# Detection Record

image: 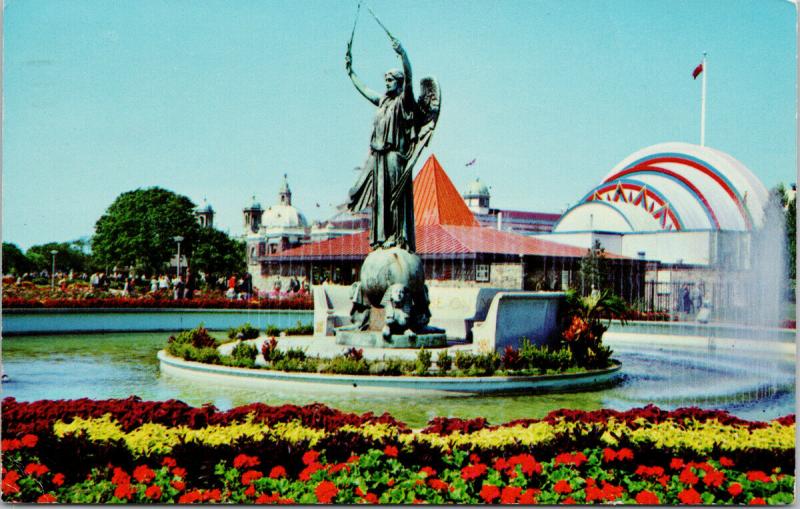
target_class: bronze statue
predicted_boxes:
[345,7,440,252]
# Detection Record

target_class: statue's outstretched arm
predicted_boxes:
[346,48,380,106]
[392,40,415,106]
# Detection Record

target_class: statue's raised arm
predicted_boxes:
[345,45,380,106]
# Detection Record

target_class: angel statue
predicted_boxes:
[345,6,441,253]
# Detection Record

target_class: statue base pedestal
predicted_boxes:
[334,326,447,349]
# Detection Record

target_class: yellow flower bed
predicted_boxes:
[53,413,794,458]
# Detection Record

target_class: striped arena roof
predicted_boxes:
[266,154,627,261]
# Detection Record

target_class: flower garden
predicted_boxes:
[2,282,312,310]
[1,397,794,504]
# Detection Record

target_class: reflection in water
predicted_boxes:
[3,328,794,428]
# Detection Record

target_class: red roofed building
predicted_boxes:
[254,155,646,298]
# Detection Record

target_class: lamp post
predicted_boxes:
[173,236,184,278]
[50,250,58,290]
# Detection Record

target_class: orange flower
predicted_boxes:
[21,434,38,448]
[384,445,398,458]
[24,463,49,477]
[635,491,660,504]
[554,480,572,494]
[419,466,436,478]
[677,488,701,504]
[269,466,287,479]
[145,484,162,500]
[113,483,135,501]
[36,494,57,503]
[133,465,155,484]
[749,497,766,505]
[233,454,260,469]
[162,457,177,468]
[679,467,699,485]
[728,483,743,497]
[719,457,735,468]
[519,488,539,504]
[171,480,185,491]
[241,470,263,486]
[172,467,187,478]
[51,473,65,487]
[746,471,772,483]
[460,463,487,481]
[479,484,500,503]
[500,486,522,504]
[314,481,339,504]
[302,450,320,466]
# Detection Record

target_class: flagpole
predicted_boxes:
[700,52,707,147]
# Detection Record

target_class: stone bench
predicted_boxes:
[471,292,566,353]
[312,284,504,339]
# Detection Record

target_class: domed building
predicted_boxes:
[243,175,310,285]
[194,199,215,228]
[540,142,770,266]
[462,176,561,234]
[533,142,780,319]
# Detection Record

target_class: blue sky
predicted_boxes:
[3,0,796,249]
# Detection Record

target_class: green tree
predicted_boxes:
[578,240,609,295]
[26,241,94,273]
[92,187,200,274]
[2,242,33,275]
[190,227,246,279]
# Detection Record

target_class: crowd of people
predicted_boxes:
[10,269,309,302]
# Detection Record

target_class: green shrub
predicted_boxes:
[436,350,452,374]
[231,341,258,362]
[265,325,282,337]
[227,323,260,340]
[453,350,474,371]
[221,356,255,369]
[324,356,369,375]
[168,325,218,349]
[415,348,432,375]
[469,352,500,376]
[369,358,414,376]
[285,347,307,361]
[284,320,313,336]
[518,338,574,373]
[272,357,318,372]
[185,346,221,365]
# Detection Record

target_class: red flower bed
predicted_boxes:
[1,397,408,436]
[2,294,312,310]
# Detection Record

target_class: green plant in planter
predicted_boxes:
[453,350,474,371]
[436,350,452,374]
[231,341,258,362]
[562,289,626,369]
[227,323,260,340]
[415,348,432,375]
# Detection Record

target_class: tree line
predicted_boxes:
[4,187,246,280]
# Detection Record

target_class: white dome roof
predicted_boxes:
[555,142,769,233]
[463,178,490,197]
[263,204,307,229]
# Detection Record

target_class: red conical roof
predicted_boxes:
[413,154,480,227]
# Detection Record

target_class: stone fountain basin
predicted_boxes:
[157,349,622,396]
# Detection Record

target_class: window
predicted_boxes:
[476,264,490,282]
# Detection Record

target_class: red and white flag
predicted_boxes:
[692,62,704,79]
